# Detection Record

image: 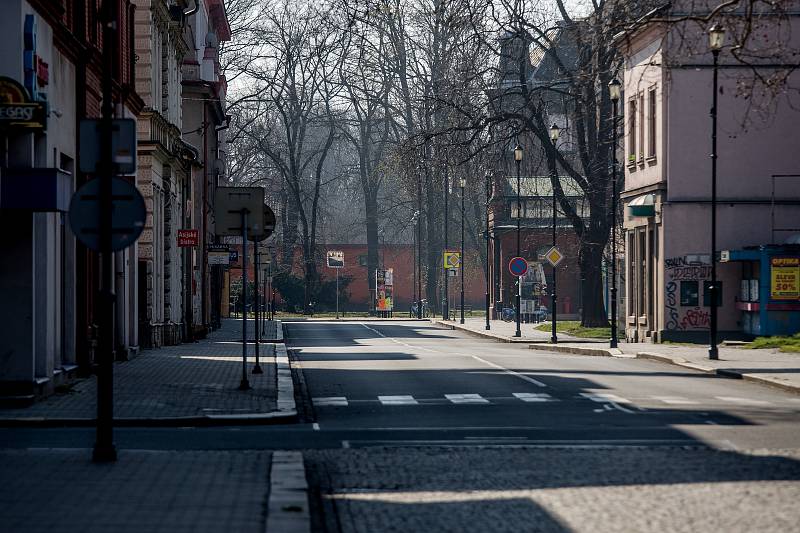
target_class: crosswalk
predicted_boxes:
[311,393,792,408]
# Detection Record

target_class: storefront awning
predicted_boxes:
[628,193,656,217]
[0,168,71,212]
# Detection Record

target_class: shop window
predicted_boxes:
[358,254,368,267]
[680,281,699,306]
[703,281,723,307]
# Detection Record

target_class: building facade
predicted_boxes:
[0,0,142,401]
[619,12,800,342]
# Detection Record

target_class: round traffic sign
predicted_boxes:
[68,177,146,252]
[247,204,277,242]
[509,256,528,277]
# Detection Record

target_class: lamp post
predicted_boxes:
[708,24,725,360]
[459,176,466,324]
[417,164,423,319]
[485,173,492,330]
[549,124,560,344]
[609,78,621,349]
[514,143,523,338]
[443,167,450,320]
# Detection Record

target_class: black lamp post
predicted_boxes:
[609,77,621,349]
[443,167,450,320]
[514,143,523,338]
[417,165,423,319]
[460,176,466,324]
[549,123,560,344]
[708,24,725,360]
[485,173,491,330]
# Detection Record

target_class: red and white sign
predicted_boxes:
[177,229,199,247]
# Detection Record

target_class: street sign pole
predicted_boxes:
[336,268,340,319]
[253,245,262,374]
[240,210,251,390]
[93,0,117,463]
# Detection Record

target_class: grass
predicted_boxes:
[534,320,611,339]
[744,333,800,353]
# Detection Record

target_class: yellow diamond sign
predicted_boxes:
[443,250,461,269]
[544,246,564,267]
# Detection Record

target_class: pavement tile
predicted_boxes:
[0,319,279,420]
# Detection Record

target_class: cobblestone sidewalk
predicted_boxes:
[0,449,272,533]
[0,319,280,420]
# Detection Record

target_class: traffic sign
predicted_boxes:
[79,118,137,175]
[68,177,145,252]
[508,256,528,277]
[544,246,565,267]
[327,250,344,268]
[229,250,239,263]
[247,204,277,242]
[208,251,230,265]
[213,187,265,236]
[443,250,461,269]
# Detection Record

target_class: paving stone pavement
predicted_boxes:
[0,449,272,533]
[0,319,278,419]
[305,447,800,533]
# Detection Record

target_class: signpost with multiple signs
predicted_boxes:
[443,250,461,269]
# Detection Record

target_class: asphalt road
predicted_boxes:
[286,320,800,450]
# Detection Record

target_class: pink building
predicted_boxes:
[618,8,800,342]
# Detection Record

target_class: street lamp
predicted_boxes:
[514,143,523,338]
[485,173,492,330]
[443,167,450,320]
[460,176,466,324]
[549,123,560,344]
[708,23,725,360]
[609,77,621,349]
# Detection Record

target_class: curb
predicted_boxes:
[429,319,531,343]
[527,343,627,357]
[0,324,301,427]
[635,351,800,395]
[266,451,310,533]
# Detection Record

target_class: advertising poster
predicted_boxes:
[771,257,800,300]
[376,268,394,311]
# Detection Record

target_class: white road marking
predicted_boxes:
[341,440,350,449]
[312,423,320,431]
[445,393,490,404]
[513,392,556,402]
[716,396,773,406]
[313,397,349,407]
[469,355,548,388]
[652,396,699,405]
[580,392,632,404]
[378,395,419,405]
[580,393,636,414]
[360,323,548,388]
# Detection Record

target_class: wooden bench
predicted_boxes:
[450,305,473,319]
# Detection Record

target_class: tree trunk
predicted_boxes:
[579,231,609,327]
[365,194,380,313]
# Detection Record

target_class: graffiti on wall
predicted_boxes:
[665,255,711,331]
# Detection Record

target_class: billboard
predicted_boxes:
[376,268,394,311]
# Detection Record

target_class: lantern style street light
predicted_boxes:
[460,176,466,324]
[485,173,492,330]
[609,77,621,349]
[514,143,523,338]
[708,23,725,360]
[549,123,560,344]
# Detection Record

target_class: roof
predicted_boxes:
[503,176,584,198]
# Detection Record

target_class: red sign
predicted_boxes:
[177,229,199,247]
[508,256,529,277]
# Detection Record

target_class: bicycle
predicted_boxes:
[409,299,430,318]
[501,307,516,322]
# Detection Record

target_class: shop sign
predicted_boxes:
[770,257,799,300]
[177,229,199,247]
[0,76,46,130]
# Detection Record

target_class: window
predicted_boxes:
[628,98,637,164]
[638,93,645,161]
[358,254,368,267]
[703,281,723,307]
[680,281,699,306]
[647,87,657,158]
